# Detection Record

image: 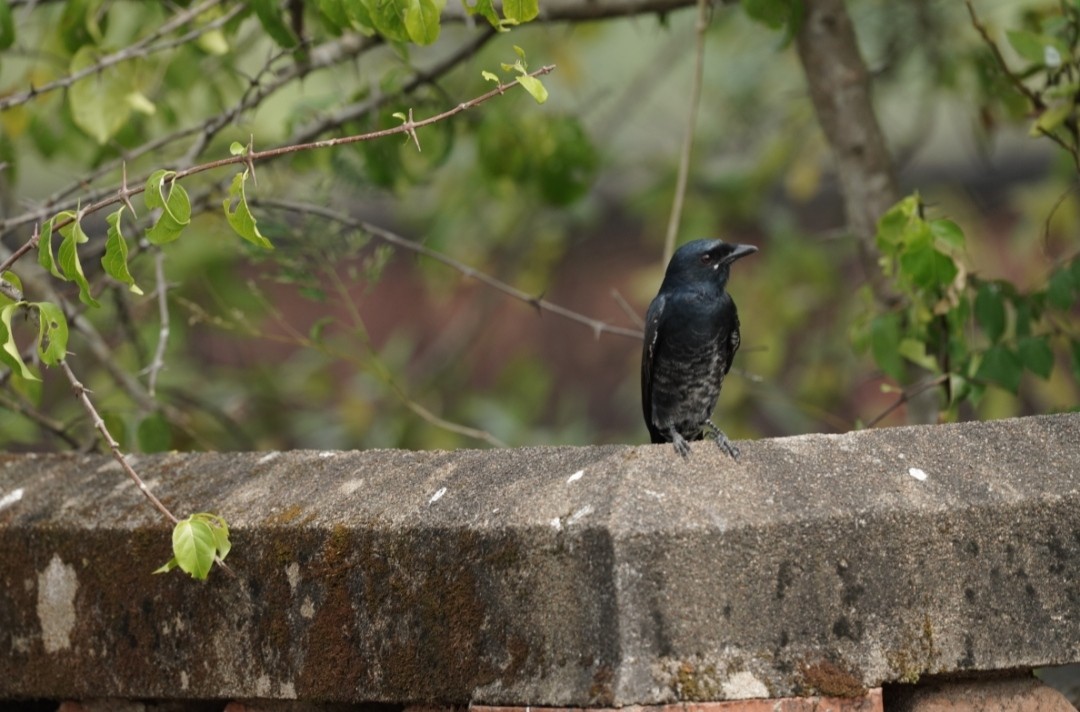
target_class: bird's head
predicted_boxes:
[661,239,758,291]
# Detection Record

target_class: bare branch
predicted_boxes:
[0,0,242,111]
[58,359,179,524]
[253,198,645,341]
[0,58,550,279]
[865,375,948,428]
[146,251,171,397]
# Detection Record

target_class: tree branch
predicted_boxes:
[252,198,645,341]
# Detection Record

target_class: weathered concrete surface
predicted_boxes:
[2,414,1080,705]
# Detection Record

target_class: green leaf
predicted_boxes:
[517,74,548,104]
[871,312,904,381]
[68,45,138,144]
[252,0,299,48]
[481,70,499,83]
[152,558,179,575]
[34,301,68,366]
[462,0,501,28]
[223,171,274,249]
[0,303,36,381]
[0,270,21,307]
[1071,339,1080,384]
[37,217,63,279]
[102,208,143,295]
[1006,29,1056,65]
[57,214,101,308]
[1018,336,1053,379]
[144,170,191,245]
[898,238,957,290]
[137,412,172,453]
[974,282,1006,343]
[404,0,440,44]
[930,219,965,250]
[503,0,538,23]
[171,518,217,580]
[898,337,938,372]
[0,0,15,51]
[364,0,410,43]
[1047,267,1075,309]
[229,141,246,156]
[975,344,1022,393]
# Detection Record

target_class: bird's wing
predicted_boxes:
[724,306,741,376]
[641,294,666,442]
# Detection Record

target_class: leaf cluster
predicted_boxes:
[855,194,1080,418]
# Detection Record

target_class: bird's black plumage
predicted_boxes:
[641,239,757,459]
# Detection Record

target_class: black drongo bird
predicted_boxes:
[641,239,757,459]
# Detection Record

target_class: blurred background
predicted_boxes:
[0,0,1077,453]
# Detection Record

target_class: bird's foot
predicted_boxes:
[671,432,691,459]
[705,422,740,460]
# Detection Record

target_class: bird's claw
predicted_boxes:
[705,422,740,461]
[672,433,691,459]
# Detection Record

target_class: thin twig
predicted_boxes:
[610,288,645,329]
[0,0,240,111]
[865,374,949,428]
[253,198,645,341]
[0,63,555,278]
[964,0,1043,109]
[0,389,81,448]
[661,0,710,266]
[59,359,179,524]
[146,251,170,397]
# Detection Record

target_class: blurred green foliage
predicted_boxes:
[0,0,1077,458]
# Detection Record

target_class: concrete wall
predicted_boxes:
[2,414,1080,710]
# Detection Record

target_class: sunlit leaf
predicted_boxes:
[171,518,217,580]
[0,303,36,381]
[68,45,137,144]
[34,301,68,366]
[37,217,63,279]
[517,74,548,104]
[57,214,101,308]
[930,219,965,250]
[503,0,538,23]
[404,0,440,45]
[0,270,21,307]
[364,0,410,42]
[463,0,501,28]
[102,208,143,295]
[144,169,191,245]
[222,170,274,249]
[1031,102,1072,136]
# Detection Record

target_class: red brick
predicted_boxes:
[471,689,883,712]
[889,677,1076,712]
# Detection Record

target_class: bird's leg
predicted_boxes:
[669,429,691,459]
[704,421,739,460]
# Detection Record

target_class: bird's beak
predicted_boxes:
[725,244,758,264]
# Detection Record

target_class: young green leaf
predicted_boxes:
[229,141,246,156]
[930,219,965,250]
[481,70,499,83]
[102,208,143,295]
[0,303,36,381]
[1006,29,1054,65]
[57,214,101,308]
[404,0,440,45]
[517,75,548,104]
[34,301,68,366]
[0,270,21,307]
[37,217,64,279]
[144,170,191,245]
[223,170,274,249]
[503,0,538,23]
[462,0,501,29]
[69,45,138,144]
[365,0,410,43]
[171,517,217,580]
[870,312,904,381]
